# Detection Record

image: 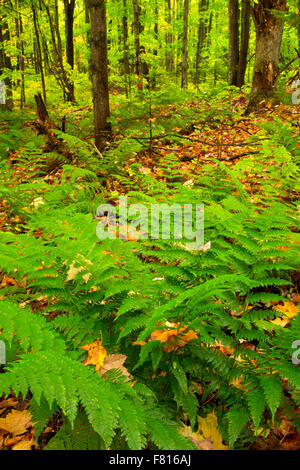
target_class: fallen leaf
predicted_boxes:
[98,354,133,382]
[196,411,228,450]
[80,340,107,372]
[274,302,298,319]
[180,411,228,450]
[270,302,298,327]
[281,433,300,450]
[0,409,32,436]
[180,426,214,450]
[0,398,18,410]
[12,435,35,450]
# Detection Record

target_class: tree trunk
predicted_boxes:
[122,0,130,95]
[54,0,63,62]
[247,0,287,112]
[195,0,208,85]
[165,0,174,73]
[228,0,239,86]
[181,0,189,89]
[63,0,76,102]
[31,3,47,105]
[298,0,300,77]
[42,0,75,102]
[132,0,142,77]
[83,0,92,78]
[19,14,26,109]
[15,7,26,109]
[88,0,111,151]
[132,0,148,86]
[0,19,13,111]
[152,0,158,86]
[237,0,250,87]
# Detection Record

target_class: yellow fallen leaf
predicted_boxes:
[80,340,107,372]
[274,302,298,319]
[196,412,229,450]
[181,411,228,450]
[270,317,289,327]
[12,436,35,450]
[252,427,270,438]
[0,409,32,436]
[180,425,214,450]
[270,302,298,327]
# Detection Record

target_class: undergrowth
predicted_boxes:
[0,91,299,450]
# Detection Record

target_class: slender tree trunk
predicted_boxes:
[54,0,63,61]
[41,33,51,76]
[165,0,174,73]
[181,0,189,89]
[152,1,158,87]
[176,0,183,75]
[34,40,40,74]
[132,0,148,86]
[122,0,130,96]
[63,0,76,102]
[19,14,26,108]
[195,0,208,85]
[154,1,158,58]
[228,0,239,86]
[42,0,74,102]
[31,3,47,105]
[0,19,13,111]
[88,0,111,151]
[15,6,26,109]
[298,0,300,77]
[237,0,250,87]
[247,0,287,112]
[132,0,141,77]
[83,0,92,78]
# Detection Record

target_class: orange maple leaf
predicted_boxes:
[138,323,198,353]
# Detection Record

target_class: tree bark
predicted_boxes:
[31,3,47,105]
[15,7,26,109]
[42,0,75,102]
[165,0,174,73]
[88,0,111,151]
[132,0,141,77]
[228,0,239,86]
[237,0,250,87]
[63,0,76,102]
[0,19,13,111]
[247,0,287,112]
[195,0,208,85]
[298,0,300,77]
[54,0,63,62]
[132,0,148,86]
[132,0,142,77]
[181,0,189,89]
[83,0,92,78]
[122,0,130,95]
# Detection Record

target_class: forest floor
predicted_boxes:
[0,89,299,450]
